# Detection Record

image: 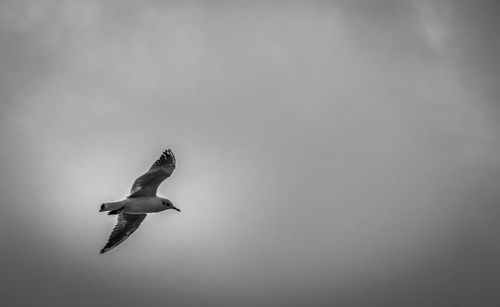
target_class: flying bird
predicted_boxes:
[99,149,180,254]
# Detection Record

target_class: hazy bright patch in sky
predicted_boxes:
[1,1,499,306]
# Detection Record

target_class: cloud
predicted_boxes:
[1,1,499,306]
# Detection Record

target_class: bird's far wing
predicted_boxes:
[128,149,176,198]
[100,213,147,254]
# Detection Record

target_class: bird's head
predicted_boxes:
[160,198,180,212]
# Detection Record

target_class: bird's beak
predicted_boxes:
[172,206,181,212]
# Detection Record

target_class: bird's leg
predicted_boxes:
[107,207,125,215]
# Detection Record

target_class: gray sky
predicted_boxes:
[1,1,499,306]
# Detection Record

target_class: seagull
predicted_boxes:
[99,149,180,254]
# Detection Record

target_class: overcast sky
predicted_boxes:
[1,1,499,306]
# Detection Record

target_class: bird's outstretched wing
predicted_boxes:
[100,213,147,254]
[128,149,176,198]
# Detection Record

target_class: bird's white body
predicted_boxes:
[103,197,168,214]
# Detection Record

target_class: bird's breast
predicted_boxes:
[124,197,165,213]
